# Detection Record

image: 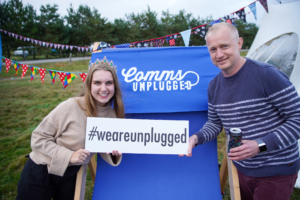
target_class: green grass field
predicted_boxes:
[0,59,299,200]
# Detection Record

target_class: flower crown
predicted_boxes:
[88,56,117,72]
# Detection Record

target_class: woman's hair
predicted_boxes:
[78,60,125,118]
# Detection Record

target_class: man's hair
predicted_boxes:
[205,22,239,41]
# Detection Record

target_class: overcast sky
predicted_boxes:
[18,0,273,26]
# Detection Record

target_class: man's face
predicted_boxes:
[206,26,243,76]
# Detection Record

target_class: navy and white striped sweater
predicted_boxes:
[196,58,300,177]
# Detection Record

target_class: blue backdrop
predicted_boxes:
[91,47,222,200]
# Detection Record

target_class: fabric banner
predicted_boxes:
[249,2,257,20]
[91,47,220,113]
[180,29,191,47]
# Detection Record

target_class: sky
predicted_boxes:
[18,0,272,26]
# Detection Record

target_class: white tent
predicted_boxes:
[247,0,300,188]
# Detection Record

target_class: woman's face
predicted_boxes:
[91,70,115,107]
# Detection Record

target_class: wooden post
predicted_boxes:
[219,152,228,193]
[74,164,88,200]
[226,134,241,200]
[88,154,97,184]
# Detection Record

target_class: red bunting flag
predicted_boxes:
[5,58,11,73]
[57,72,66,86]
[39,68,46,83]
[21,64,29,79]
[79,73,87,82]
[19,36,23,40]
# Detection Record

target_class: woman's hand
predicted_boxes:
[107,150,122,156]
[70,149,90,164]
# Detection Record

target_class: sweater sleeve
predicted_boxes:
[261,66,300,151]
[194,84,223,145]
[31,99,76,176]
[99,153,122,166]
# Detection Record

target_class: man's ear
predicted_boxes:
[238,37,244,50]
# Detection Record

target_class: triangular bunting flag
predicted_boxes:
[39,41,42,46]
[49,70,56,84]
[42,42,45,46]
[57,72,66,86]
[30,66,38,81]
[23,37,26,41]
[54,44,57,49]
[19,36,23,40]
[63,73,76,89]
[57,44,61,49]
[66,45,69,50]
[79,73,87,82]
[15,34,18,39]
[38,68,46,84]
[31,39,34,43]
[168,35,176,46]
[81,47,84,51]
[27,38,30,42]
[8,32,11,36]
[152,39,164,47]
[61,45,64,50]
[70,46,73,50]
[14,62,20,76]
[12,33,14,37]
[46,43,49,47]
[180,29,192,47]
[50,43,53,47]
[5,58,11,73]
[210,19,221,26]
[236,9,246,23]
[249,2,257,20]
[34,40,38,45]
[195,26,207,38]
[259,0,269,13]
[21,64,29,79]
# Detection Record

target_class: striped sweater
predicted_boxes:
[195,58,300,177]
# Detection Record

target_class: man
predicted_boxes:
[184,22,300,200]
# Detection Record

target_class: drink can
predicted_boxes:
[228,128,242,151]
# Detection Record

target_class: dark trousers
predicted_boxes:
[238,170,298,200]
[16,157,81,200]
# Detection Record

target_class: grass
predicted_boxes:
[0,59,299,200]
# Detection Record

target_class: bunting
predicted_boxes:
[30,66,38,81]
[236,9,246,23]
[0,0,262,50]
[168,35,176,46]
[49,70,56,84]
[63,73,76,89]
[180,29,191,47]
[259,0,269,13]
[249,2,257,20]
[39,68,46,83]
[21,64,29,79]
[5,58,11,73]
[79,73,87,82]
[14,62,20,76]
[195,26,207,38]
[57,72,66,86]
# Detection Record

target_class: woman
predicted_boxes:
[16,56,124,200]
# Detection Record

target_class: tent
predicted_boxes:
[247,0,300,188]
[90,47,223,199]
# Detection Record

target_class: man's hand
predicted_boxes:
[179,135,198,157]
[228,140,259,161]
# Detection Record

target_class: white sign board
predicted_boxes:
[85,117,189,155]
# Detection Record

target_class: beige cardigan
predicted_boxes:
[29,97,121,176]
